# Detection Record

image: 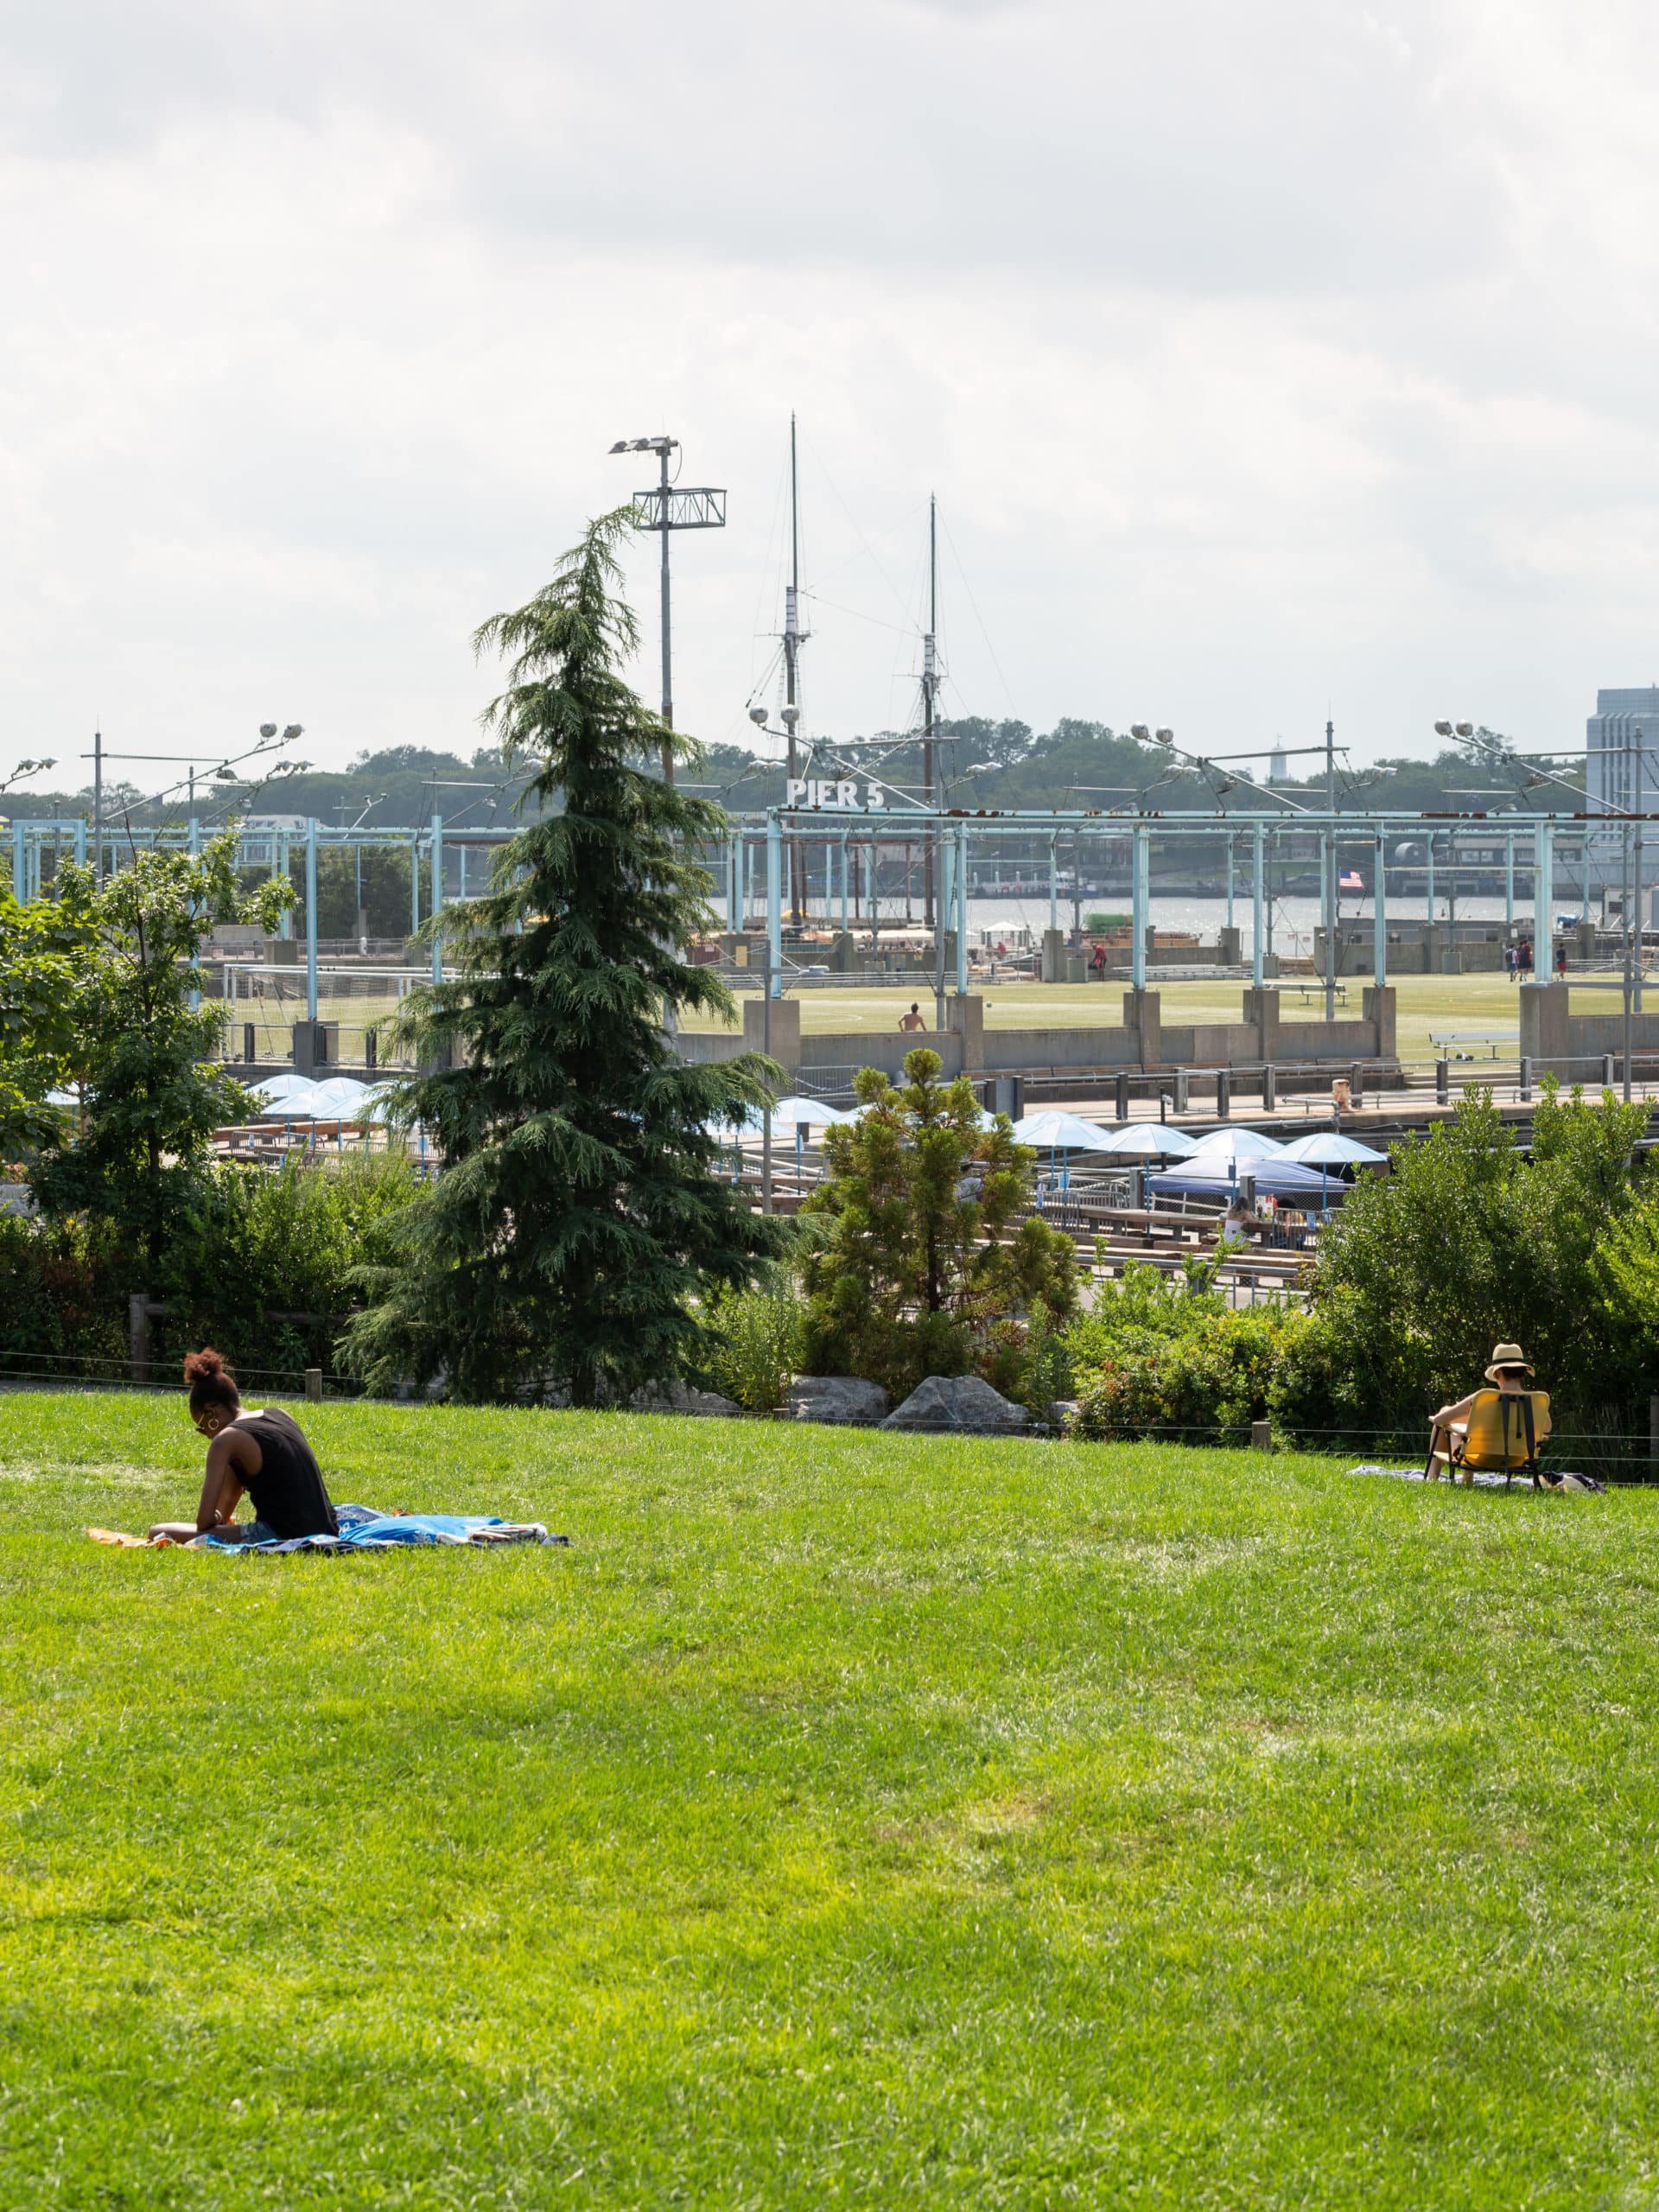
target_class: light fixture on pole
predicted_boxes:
[609,435,727,785]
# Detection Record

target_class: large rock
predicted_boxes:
[630,1380,742,1419]
[881,1375,1030,1434]
[785,1376,890,1427]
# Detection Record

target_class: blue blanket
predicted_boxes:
[196,1503,569,1554]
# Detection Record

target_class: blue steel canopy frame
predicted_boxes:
[7,804,1605,1016]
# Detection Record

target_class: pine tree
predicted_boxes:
[340,510,787,1404]
[799,1047,1078,1400]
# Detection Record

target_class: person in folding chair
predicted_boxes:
[1426,1341,1553,1486]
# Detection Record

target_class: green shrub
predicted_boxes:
[700,1281,805,1412]
[0,1211,126,1379]
[156,1151,422,1382]
[1291,1082,1652,1434]
[1071,1306,1304,1443]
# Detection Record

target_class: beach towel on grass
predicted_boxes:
[195,1503,569,1551]
[1349,1464,1605,1494]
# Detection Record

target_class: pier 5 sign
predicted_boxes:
[784,778,875,810]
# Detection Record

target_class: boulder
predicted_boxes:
[630,1380,742,1419]
[881,1375,1030,1434]
[785,1376,890,1427]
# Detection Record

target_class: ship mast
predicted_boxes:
[922,493,939,935]
[783,414,805,921]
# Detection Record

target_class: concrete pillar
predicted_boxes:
[1040,927,1066,982]
[745,994,800,1073]
[1518,979,1568,1072]
[1124,988,1161,1070]
[1363,985,1395,1062]
[831,931,858,974]
[950,992,985,1072]
[1423,922,1445,975]
[1243,986,1281,1065]
[1218,925,1241,967]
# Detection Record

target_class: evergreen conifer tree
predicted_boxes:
[341,511,786,1404]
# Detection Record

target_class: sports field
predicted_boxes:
[683,972,1537,1064]
[7,1393,1659,2207]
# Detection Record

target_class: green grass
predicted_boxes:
[6,1394,1659,2208]
[676,972,1533,1063]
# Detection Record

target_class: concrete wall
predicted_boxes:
[1519,979,1659,1073]
[678,984,1400,1080]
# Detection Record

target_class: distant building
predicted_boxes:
[1268,746,1287,783]
[1586,687,1659,814]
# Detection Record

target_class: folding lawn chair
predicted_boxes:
[1430,1389,1553,1488]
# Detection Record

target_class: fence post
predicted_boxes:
[1262,1063,1276,1110]
[1173,1068,1189,1114]
[305,1368,323,1403]
[1216,1068,1230,1119]
[1351,1059,1363,1107]
[1649,1392,1659,1484]
[1435,1058,1450,1105]
[1250,1420,1272,1451]
[1603,1053,1617,1092]
[1115,1069,1129,1121]
[1519,1054,1532,1103]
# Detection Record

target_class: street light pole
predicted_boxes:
[610,435,728,785]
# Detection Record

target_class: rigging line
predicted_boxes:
[798,589,915,639]
[939,511,1018,717]
[798,429,918,621]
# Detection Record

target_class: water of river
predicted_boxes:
[847,892,1539,961]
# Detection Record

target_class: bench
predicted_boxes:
[1428,1031,1518,1062]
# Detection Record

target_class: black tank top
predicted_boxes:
[237,1408,338,1540]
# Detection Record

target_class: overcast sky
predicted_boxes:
[4,1,1659,785]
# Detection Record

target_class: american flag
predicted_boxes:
[1338,869,1365,892]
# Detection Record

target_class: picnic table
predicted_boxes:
[1286,981,1347,1007]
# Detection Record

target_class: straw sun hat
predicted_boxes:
[1484,1341,1535,1382]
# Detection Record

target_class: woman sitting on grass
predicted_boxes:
[147,1349,340,1546]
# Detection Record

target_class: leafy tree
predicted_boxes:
[30,838,289,1276]
[799,1046,1077,1399]
[0,871,98,1159]
[339,509,787,1406]
[298,846,415,941]
[1275,1083,1652,1434]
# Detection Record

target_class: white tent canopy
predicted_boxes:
[1011,1109,1125,1154]
[1191,1127,1287,1166]
[1277,1132,1389,1167]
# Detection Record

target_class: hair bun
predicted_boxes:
[183,1347,229,1383]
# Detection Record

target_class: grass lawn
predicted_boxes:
[677,973,1534,1066]
[6,1394,1659,2207]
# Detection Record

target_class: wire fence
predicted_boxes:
[3,1353,1652,1480]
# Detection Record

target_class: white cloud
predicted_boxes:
[2,0,1658,779]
